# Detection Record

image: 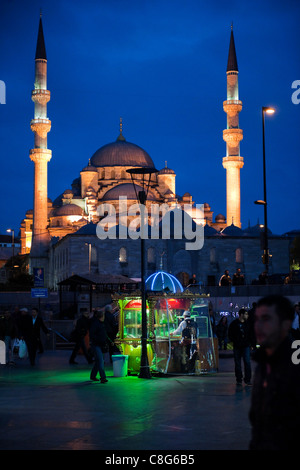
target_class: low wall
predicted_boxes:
[0,284,299,318]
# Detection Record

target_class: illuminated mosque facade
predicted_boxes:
[20,17,290,288]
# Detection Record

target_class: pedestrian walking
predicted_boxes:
[18,307,49,366]
[228,308,252,386]
[249,295,300,450]
[69,310,93,364]
[89,309,113,383]
[0,310,17,364]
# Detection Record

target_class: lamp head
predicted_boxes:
[262,106,275,115]
[126,167,158,204]
[254,200,266,205]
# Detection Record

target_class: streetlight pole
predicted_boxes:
[127,167,158,379]
[256,106,275,274]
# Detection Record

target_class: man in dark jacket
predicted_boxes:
[89,309,113,383]
[228,308,252,385]
[69,311,93,364]
[232,268,245,286]
[219,270,232,286]
[18,308,49,365]
[249,295,300,450]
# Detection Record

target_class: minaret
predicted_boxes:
[29,14,52,278]
[222,26,244,228]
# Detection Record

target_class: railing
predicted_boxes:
[185,283,300,298]
[45,321,75,350]
[223,100,242,106]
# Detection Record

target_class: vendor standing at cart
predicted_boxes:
[170,311,197,359]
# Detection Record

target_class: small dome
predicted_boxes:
[90,136,154,168]
[53,204,84,217]
[145,270,183,293]
[81,159,98,172]
[204,224,219,236]
[222,223,244,236]
[215,214,226,222]
[75,222,97,235]
[243,223,272,237]
[102,183,157,201]
[158,166,175,175]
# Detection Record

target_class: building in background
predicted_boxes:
[18,17,291,289]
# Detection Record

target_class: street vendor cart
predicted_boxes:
[113,288,218,375]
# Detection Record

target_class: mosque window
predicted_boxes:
[210,247,217,263]
[235,247,243,263]
[119,247,127,263]
[91,246,97,266]
[147,247,155,264]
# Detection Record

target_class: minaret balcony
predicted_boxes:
[223,128,243,144]
[30,148,52,163]
[223,100,242,116]
[222,155,244,169]
[31,89,50,105]
[30,118,51,138]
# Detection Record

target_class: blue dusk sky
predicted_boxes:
[0,0,299,239]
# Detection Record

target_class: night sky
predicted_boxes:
[0,0,299,239]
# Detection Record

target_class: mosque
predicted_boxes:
[20,17,290,289]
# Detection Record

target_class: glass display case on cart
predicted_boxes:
[113,291,218,375]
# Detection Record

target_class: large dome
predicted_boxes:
[53,203,84,216]
[102,183,157,201]
[90,136,155,168]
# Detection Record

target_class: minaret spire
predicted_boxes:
[227,25,238,73]
[222,26,244,228]
[29,15,52,283]
[35,14,47,60]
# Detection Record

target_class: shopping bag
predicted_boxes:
[18,340,28,359]
[12,339,20,356]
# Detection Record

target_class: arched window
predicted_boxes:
[121,170,126,179]
[235,247,243,263]
[147,247,155,264]
[91,246,97,266]
[119,247,127,263]
[111,169,115,180]
[210,247,216,263]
